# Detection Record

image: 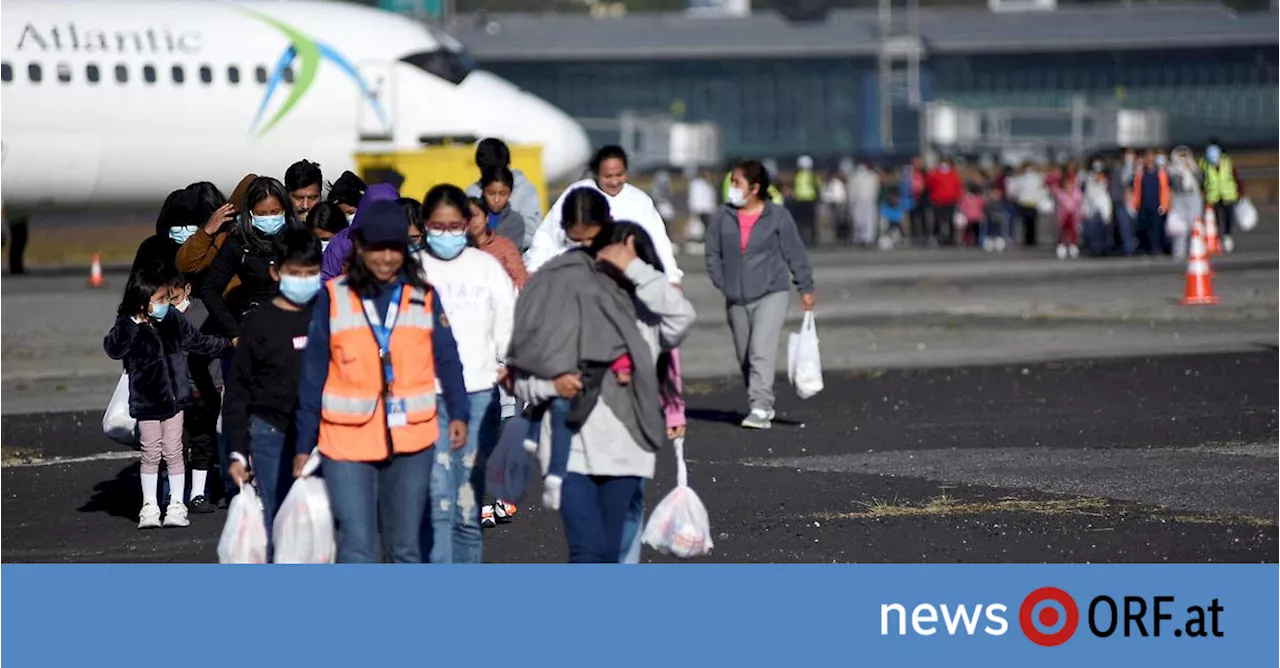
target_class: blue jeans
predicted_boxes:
[527,397,571,478]
[559,473,644,563]
[425,389,500,564]
[619,479,646,564]
[248,416,294,541]
[1114,203,1136,256]
[1137,207,1165,255]
[323,448,433,563]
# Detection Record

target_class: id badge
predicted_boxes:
[387,397,408,428]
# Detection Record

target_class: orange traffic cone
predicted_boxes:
[1182,224,1218,305]
[1203,206,1223,255]
[89,253,105,288]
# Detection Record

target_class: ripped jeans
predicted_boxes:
[424,388,500,564]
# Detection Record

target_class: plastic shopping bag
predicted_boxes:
[787,311,824,399]
[1166,209,1189,237]
[102,373,139,447]
[486,415,534,502]
[217,484,268,564]
[642,438,713,558]
[1236,197,1258,232]
[272,450,335,564]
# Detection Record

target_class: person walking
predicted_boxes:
[705,160,816,430]
[848,161,880,247]
[1110,149,1138,256]
[1130,150,1170,256]
[508,189,695,563]
[465,138,543,249]
[320,183,400,282]
[292,200,469,563]
[104,263,233,529]
[1199,139,1242,253]
[1168,147,1203,259]
[414,185,515,564]
[926,158,963,246]
[284,159,323,220]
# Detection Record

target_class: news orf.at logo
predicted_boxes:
[880,588,1224,645]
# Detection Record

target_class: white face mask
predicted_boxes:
[345,213,356,224]
[175,297,191,313]
[320,239,330,253]
[727,187,747,207]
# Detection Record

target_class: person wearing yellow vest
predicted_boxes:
[293,199,470,563]
[1199,139,1243,253]
[791,155,819,244]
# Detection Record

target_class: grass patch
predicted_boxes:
[825,496,1112,520]
[1,446,42,466]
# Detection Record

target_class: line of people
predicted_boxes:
[106,141,817,563]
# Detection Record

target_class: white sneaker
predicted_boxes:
[138,502,162,530]
[542,475,563,511]
[994,237,1007,252]
[1068,244,1080,259]
[740,408,774,430]
[163,501,189,528]
[1223,236,1234,253]
[1055,244,1068,260]
[983,238,995,252]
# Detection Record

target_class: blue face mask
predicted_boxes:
[149,301,170,321]
[251,214,286,236]
[427,232,467,260]
[279,273,322,305]
[169,225,198,244]
[1205,145,1221,165]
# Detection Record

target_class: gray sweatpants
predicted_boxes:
[727,291,790,413]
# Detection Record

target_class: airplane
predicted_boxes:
[0,0,593,209]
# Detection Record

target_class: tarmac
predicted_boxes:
[2,228,1276,563]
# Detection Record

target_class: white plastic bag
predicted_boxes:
[1166,209,1189,237]
[102,373,139,447]
[217,484,268,564]
[787,311,824,399]
[642,438,713,558]
[1236,197,1257,232]
[272,450,335,564]
[486,415,534,502]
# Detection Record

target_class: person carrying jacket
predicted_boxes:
[293,200,469,563]
[104,262,234,529]
[176,174,255,285]
[706,160,815,431]
[1199,139,1243,253]
[320,183,399,282]
[1130,150,1170,255]
[465,138,543,249]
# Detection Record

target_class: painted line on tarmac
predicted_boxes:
[2,450,139,468]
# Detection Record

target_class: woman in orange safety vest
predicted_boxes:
[293,199,470,563]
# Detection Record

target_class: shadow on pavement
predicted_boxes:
[77,462,143,521]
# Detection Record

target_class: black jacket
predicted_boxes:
[196,232,280,338]
[104,311,233,421]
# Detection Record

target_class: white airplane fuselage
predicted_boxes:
[0,0,592,209]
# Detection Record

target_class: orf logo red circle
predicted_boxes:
[1019,587,1079,647]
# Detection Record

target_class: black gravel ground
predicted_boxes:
[3,351,1276,563]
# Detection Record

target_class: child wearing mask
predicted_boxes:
[959,184,987,247]
[479,166,528,253]
[223,229,325,537]
[167,275,222,513]
[983,187,1011,252]
[1082,164,1114,257]
[1052,168,1084,260]
[468,198,528,289]
[105,263,234,529]
[307,202,349,254]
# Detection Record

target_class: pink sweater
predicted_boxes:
[664,349,686,429]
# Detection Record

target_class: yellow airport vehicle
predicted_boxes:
[354,142,548,213]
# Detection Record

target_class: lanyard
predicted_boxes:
[361,283,403,385]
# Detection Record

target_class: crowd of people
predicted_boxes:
[104,139,817,562]
[682,139,1245,261]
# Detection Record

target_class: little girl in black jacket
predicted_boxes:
[105,263,233,530]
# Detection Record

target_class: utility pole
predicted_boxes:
[876,0,923,155]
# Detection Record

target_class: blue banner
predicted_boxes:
[4,565,1275,666]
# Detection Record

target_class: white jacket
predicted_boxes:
[848,166,880,203]
[524,179,683,283]
[1083,177,1113,221]
[416,248,515,394]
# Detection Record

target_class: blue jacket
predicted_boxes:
[293,276,470,457]
[320,184,400,282]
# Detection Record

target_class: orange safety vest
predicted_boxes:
[1130,165,1170,213]
[319,278,438,462]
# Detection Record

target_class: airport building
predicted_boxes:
[452,4,1278,162]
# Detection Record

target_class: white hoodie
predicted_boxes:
[416,247,515,394]
[524,179,683,284]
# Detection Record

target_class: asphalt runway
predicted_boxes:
[2,228,1277,563]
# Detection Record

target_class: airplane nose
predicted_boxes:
[458,70,591,182]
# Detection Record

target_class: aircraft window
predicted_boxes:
[57,63,72,83]
[399,49,474,85]
[282,67,295,84]
[199,65,212,84]
[115,64,128,83]
[28,63,42,83]
[1,63,11,83]
[143,65,157,84]
[228,66,240,84]
[172,65,185,84]
[255,66,267,84]
[86,64,100,83]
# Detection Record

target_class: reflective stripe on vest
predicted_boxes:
[319,278,438,461]
[1201,156,1237,204]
